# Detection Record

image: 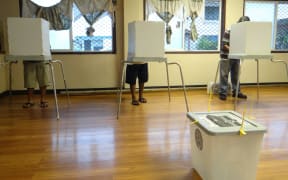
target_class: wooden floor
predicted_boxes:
[0,86,287,180]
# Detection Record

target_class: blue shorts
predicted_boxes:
[125,63,148,85]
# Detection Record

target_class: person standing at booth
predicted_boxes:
[22,61,50,108]
[125,63,148,106]
[218,16,250,101]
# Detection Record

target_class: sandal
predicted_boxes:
[22,102,35,108]
[40,101,48,108]
[139,98,147,103]
[132,100,140,106]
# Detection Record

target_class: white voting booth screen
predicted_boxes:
[127,21,166,62]
[230,22,272,57]
[7,17,51,59]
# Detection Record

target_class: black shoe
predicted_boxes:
[232,92,247,99]
[219,94,227,101]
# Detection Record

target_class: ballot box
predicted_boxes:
[7,17,50,58]
[230,22,272,56]
[127,21,166,62]
[187,111,266,180]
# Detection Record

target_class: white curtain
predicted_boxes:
[146,0,205,43]
[183,0,205,41]
[146,0,183,44]
[74,0,114,36]
[22,0,114,33]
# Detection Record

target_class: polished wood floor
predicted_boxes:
[0,86,287,180]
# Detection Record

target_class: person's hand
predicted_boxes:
[224,45,229,50]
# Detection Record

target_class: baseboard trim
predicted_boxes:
[1,82,287,96]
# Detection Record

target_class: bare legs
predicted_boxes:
[26,88,34,104]
[23,86,48,108]
[130,84,137,103]
[40,86,47,103]
[130,82,147,105]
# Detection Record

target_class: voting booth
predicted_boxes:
[187,111,266,180]
[229,21,273,108]
[127,21,166,62]
[230,22,272,57]
[7,17,51,58]
[5,17,69,120]
[117,21,189,118]
[212,22,274,109]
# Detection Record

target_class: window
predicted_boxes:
[145,0,222,52]
[205,4,219,21]
[244,0,288,51]
[26,0,114,53]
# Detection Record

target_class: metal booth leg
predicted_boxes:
[50,60,70,105]
[212,60,221,96]
[47,61,60,120]
[165,61,171,101]
[167,62,189,112]
[117,61,127,119]
[255,59,260,100]
[256,58,288,102]
[9,61,18,95]
[234,59,243,110]
[271,59,288,79]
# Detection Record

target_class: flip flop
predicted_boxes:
[22,102,35,108]
[139,98,147,103]
[132,100,140,106]
[40,101,48,108]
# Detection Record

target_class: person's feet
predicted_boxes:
[40,101,48,108]
[132,99,140,106]
[131,98,147,106]
[232,92,247,99]
[22,102,35,108]
[138,97,147,103]
[219,92,247,101]
[219,94,227,101]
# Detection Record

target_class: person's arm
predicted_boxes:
[221,30,230,53]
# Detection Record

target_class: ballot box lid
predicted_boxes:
[187,111,266,135]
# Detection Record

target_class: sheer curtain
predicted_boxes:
[146,0,182,44]
[22,0,114,34]
[74,0,113,36]
[146,0,205,43]
[183,0,205,41]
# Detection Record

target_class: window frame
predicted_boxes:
[143,0,226,54]
[19,0,117,54]
[243,0,288,53]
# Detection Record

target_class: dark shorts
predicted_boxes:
[125,63,148,85]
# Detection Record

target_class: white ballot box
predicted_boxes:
[230,22,272,56]
[127,21,166,62]
[187,111,266,180]
[7,17,50,58]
